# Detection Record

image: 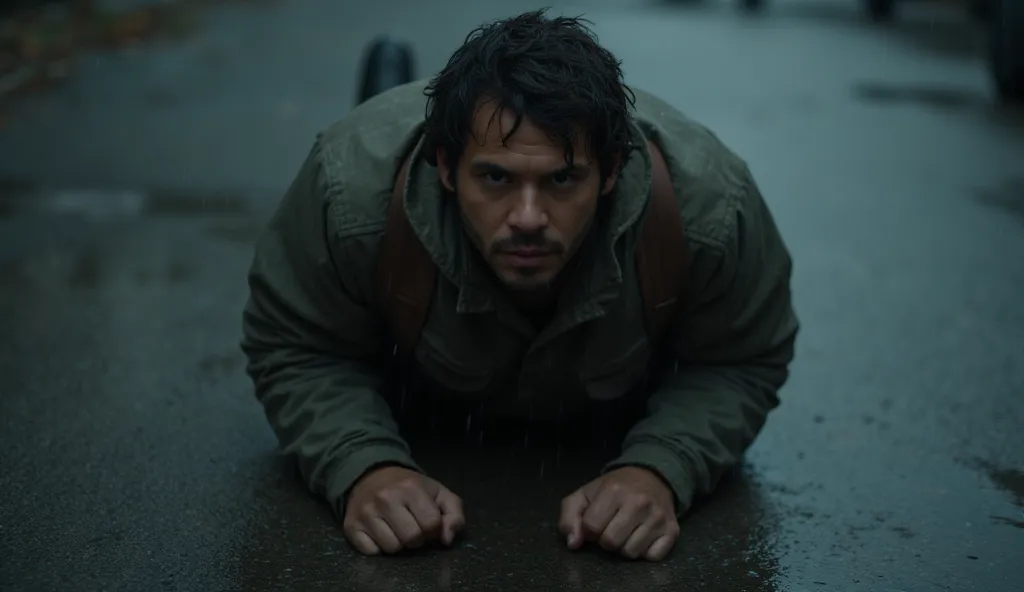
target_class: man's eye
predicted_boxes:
[552,172,574,186]
[484,172,507,184]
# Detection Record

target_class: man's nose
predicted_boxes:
[507,186,548,231]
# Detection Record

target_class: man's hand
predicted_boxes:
[343,466,465,555]
[558,466,679,561]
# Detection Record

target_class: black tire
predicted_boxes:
[865,0,896,21]
[991,0,1024,103]
[356,36,416,106]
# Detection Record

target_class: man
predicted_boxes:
[241,10,798,562]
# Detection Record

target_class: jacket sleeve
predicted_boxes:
[603,168,799,516]
[241,143,420,519]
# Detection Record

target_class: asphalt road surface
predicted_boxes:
[1,1,1023,591]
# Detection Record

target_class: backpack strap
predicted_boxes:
[374,153,437,355]
[635,140,689,344]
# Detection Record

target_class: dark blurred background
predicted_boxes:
[1,1,1022,591]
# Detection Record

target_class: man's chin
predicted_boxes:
[498,268,557,291]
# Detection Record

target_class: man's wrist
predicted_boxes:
[603,444,696,516]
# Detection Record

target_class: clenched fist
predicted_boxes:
[343,466,465,555]
[558,466,679,561]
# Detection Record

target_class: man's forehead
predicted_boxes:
[467,100,591,163]
[471,100,585,142]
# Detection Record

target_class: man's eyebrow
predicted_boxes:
[468,161,510,175]
[467,161,591,175]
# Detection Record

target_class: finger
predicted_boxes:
[558,491,589,549]
[367,516,403,554]
[381,504,427,549]
[406,490,443,540]
[644,533,677,562]
[598,504,646,553]
[621,522,656,560]
[347,529,382,556]
[435,489,465,546]
[581,487,620,541]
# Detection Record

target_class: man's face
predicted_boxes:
[437,101,619,292]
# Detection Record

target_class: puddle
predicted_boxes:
[230,406,784,591]
[973,179,1024,226]
[198,352,243,378]
[144,191,249,216]
[207,219,265,245]
[0,185,251,220]
[853,82,1024,137]
[166,260,193,284]
[142,88,178,108]
[0,247,106,289]
[967,458,1024,529]
[977,461,1024,508]
[852,81,985,110]
[781,2,984,59]
[0,177,37,218]
[66,250,102,289]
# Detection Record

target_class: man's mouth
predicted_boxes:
[505,248,550,257]
[501,249,554,267]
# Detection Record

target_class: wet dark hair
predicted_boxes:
[423,9,636,184]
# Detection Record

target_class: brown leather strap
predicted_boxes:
[374,153,437,354]
[635,140,689,343]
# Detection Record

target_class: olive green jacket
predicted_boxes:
[241,81,798,519]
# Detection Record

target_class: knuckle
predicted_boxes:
[422,514,442,531]
[599,532,618,550]
[604,481,625,495]
[373,488,398,505]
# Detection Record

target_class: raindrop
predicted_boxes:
[465,413,472,433]
[673,360,679,374]
[539,460,545,479]
[399,383,406,410]
[392,344,399,357]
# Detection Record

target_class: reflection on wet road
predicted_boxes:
[1,0,1023,591]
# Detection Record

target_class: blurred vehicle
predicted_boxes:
[860,0,1021,104]
[736,0,1022,104]
[990,0,1023,103]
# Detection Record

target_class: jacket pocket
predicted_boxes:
[413,329,493,393]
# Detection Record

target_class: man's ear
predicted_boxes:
[436,147,455,192]
[600,154,622,196]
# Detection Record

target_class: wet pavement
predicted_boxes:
[1,0,1023,590]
